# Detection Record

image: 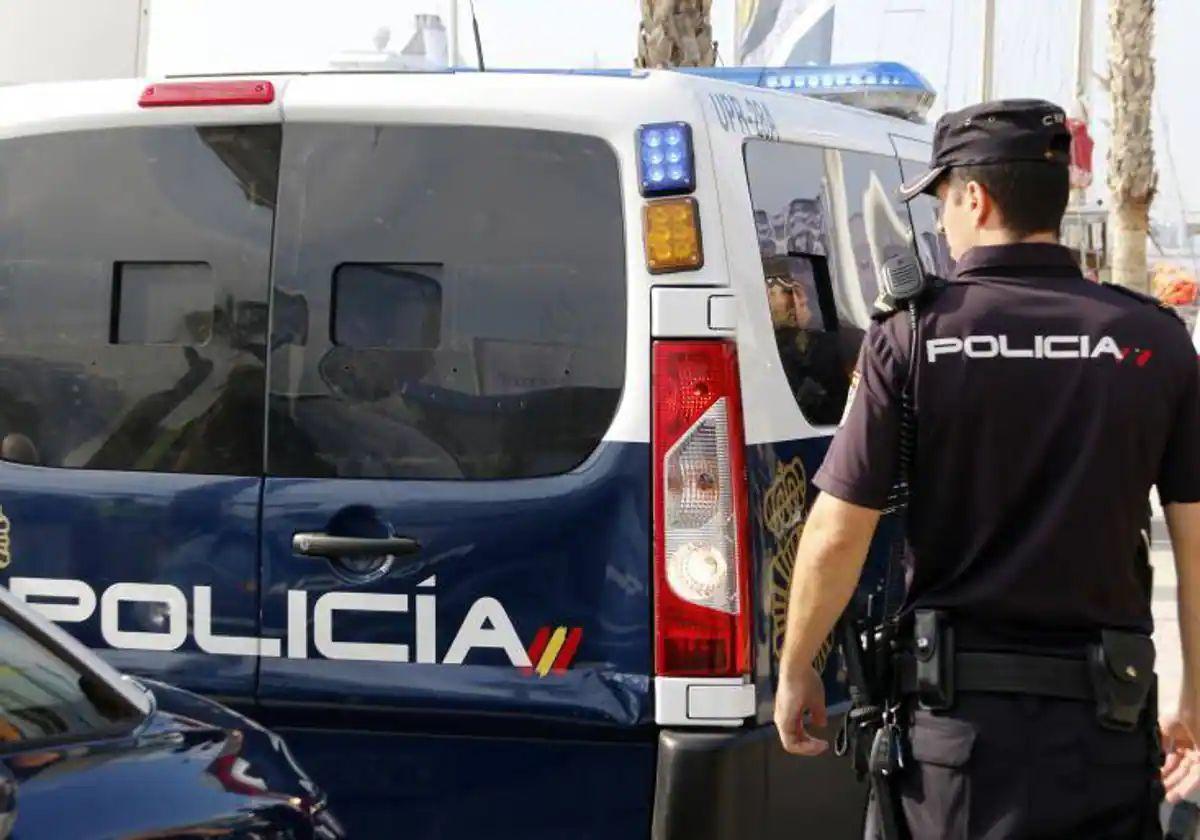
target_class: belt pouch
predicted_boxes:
[1087,629,1155,732]
[914,609,955,711]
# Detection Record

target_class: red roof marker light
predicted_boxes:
[139,80,275,108]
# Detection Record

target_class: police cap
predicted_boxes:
[899,98,1072,202]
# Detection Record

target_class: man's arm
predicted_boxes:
[1164,501,1200,802]
[774,492,880,755]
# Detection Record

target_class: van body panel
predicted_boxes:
[0,69,940,837]
[0,77,286,141]
[257,441,654,725]
[0,470,261,698]
[653,725,867,840]
[259,725,656,839]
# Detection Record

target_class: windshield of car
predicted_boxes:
[0,609,144,747]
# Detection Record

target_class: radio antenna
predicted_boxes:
[469,0,486,71]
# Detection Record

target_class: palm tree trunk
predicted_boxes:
[637,0,716,69]
[1107,0,1156,292]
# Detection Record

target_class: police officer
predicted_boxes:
[773,99,1200,838]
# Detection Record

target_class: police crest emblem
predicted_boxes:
[764,458,836,673]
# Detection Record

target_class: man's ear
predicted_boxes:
[965,180,992,227]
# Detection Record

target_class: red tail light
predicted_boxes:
[653,340,751,677]
[139,80,275,108]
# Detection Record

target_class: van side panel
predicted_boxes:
[259,727,656,839]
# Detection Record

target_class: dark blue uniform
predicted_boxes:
[813,101,1200,839]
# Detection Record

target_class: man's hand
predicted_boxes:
[773,493,878,758]
[1162,710,1200,804]
[774,665,829,756]
[1165,501,1200,803]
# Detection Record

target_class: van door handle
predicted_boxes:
[292,533,421,559]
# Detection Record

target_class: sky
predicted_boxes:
[143,0,1196,225]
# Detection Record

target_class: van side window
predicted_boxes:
[896,153,954,276]
[267,125,626,480]
[834,149,920,318]
[905,194,955,277]
[763,255,853,426]
[0,126,278,473]
[744,140,857,427]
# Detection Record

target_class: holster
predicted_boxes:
[836,615,907,840]
[912,610,955,711]
[1087,629,1156,732]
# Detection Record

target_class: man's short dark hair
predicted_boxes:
[947,161,1070,237]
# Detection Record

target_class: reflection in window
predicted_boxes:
[113,262,214,346]
[333,264,442,350]
[0,125,275,474]
[836,153,913,318]
[744,140,861,427]
[907,195,955,277]
[267,125,626,480]
[763,256,854,426]
[0,614,140,745]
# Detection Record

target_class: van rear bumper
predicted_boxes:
[652,722,868,840]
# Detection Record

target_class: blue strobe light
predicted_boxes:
[637,122,696,197]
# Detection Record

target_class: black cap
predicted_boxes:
[899,98,1072,202]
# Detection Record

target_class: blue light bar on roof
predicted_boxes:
[676,62,936,123]
[637,122,696,197]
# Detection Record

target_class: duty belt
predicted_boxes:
[896,611,1156,732]
[896,650,1092,701]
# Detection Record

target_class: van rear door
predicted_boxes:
[257,81,654,837]
[0,87,280,702]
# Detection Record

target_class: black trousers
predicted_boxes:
[894,693,1164,839]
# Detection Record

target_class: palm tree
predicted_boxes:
[1107,0,1156,292]
[637,0,716,69]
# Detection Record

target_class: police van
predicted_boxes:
[0,63,945,838]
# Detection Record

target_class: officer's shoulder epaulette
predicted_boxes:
[870,274,948,323]
[1100,281,1184,324]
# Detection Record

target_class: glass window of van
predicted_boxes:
[267,125,626,480]
[896,157,955,277]
[744,141,862,427]
[745,141,932,427]
[0,126,278,474]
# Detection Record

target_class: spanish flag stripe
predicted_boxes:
[526,627,552,665]
[522,626,552,676]
[551,627,583,672]
[536,627,568,677]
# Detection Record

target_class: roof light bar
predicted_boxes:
[677,62,936,123]
[139,80,276,108]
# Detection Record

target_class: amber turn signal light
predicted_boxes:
[644,198,703,274]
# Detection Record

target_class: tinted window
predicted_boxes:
[0,612,140,746]
[332,264,442,350]
[896,154,955,278]
[0,125,278,473]
[763,255,852,426]
[907,195,955,277]
[834,148,917,318]
[744,141,862,426]
[268,125,626,480]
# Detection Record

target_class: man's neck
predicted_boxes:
[974,230,1060,248]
